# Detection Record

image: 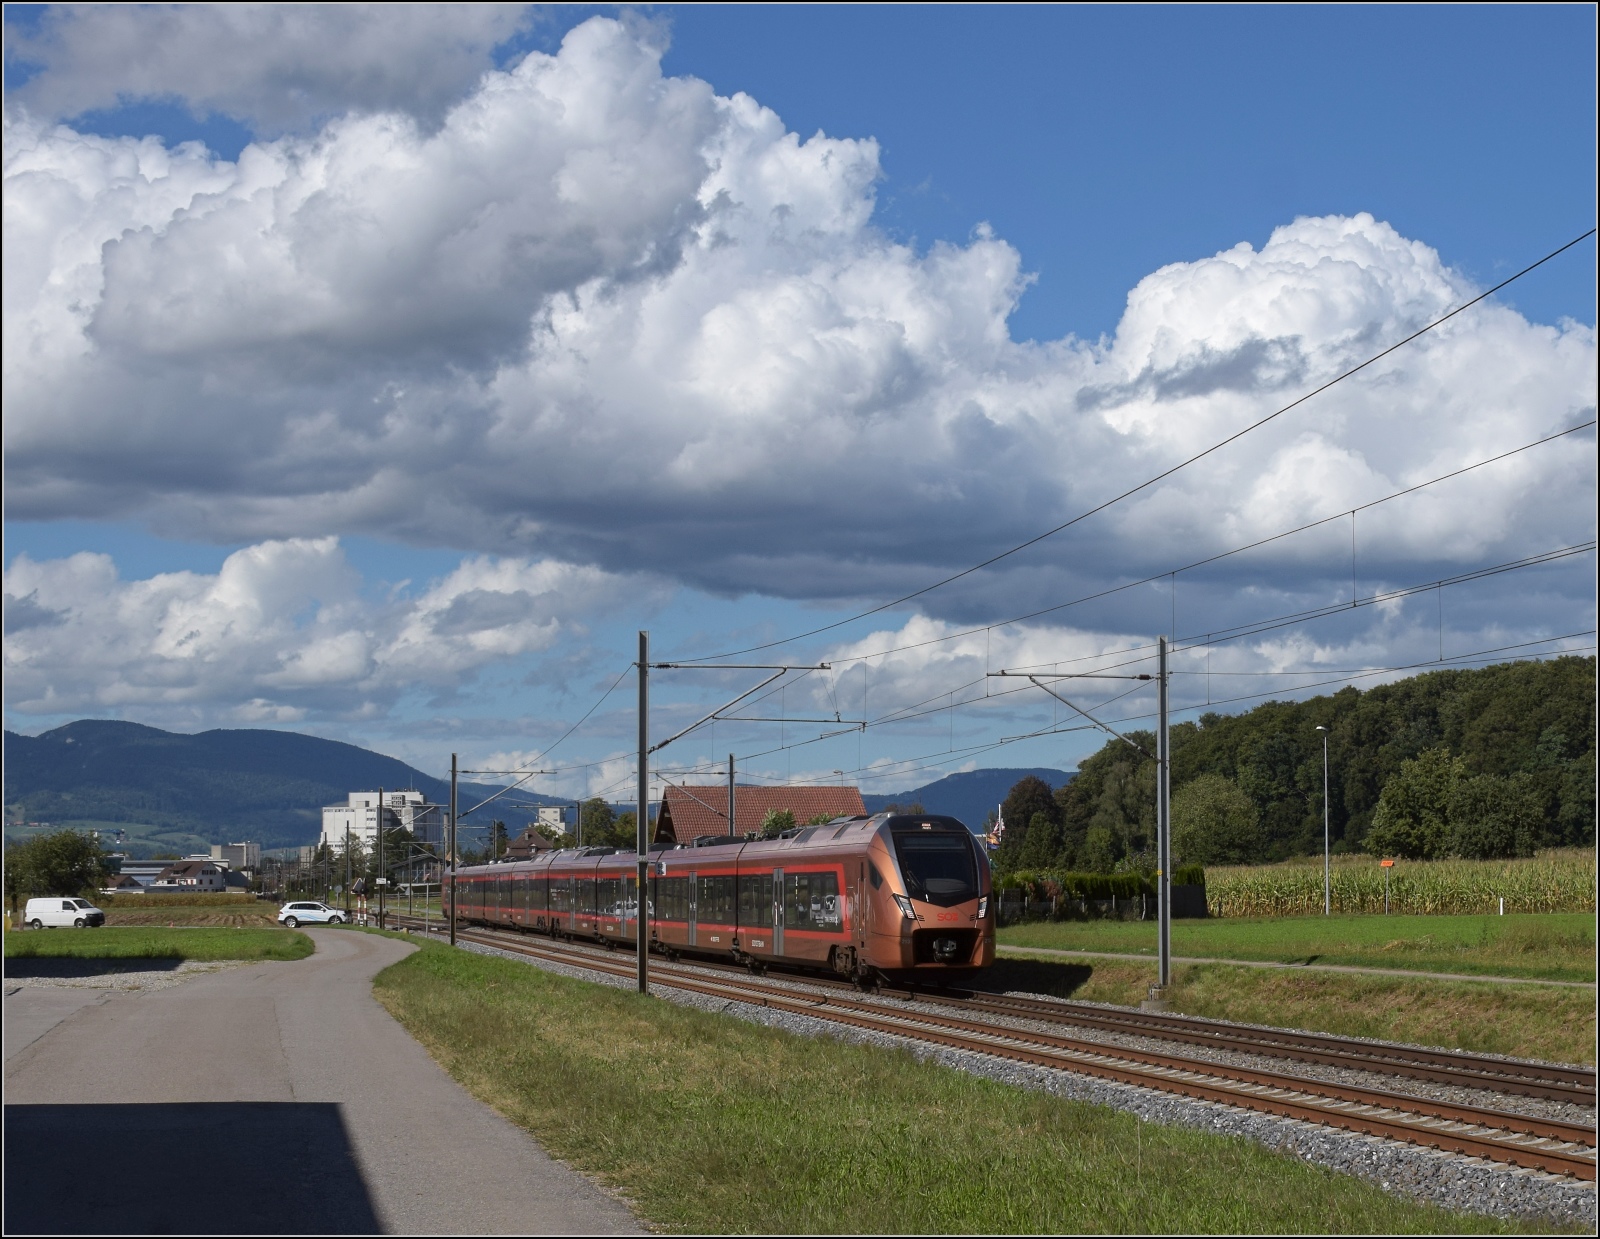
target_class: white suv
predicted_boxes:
[24,898,105,929]
[278,901,345,928]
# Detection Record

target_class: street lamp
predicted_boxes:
[1315,725,1330,916]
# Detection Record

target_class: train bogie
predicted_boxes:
[446,813,993,981]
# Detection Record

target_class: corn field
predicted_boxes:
[1205,851,1596,917]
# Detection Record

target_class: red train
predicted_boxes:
[448,812,995,981]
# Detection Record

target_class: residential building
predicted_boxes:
[655,784,867,845]
[536,806,564,831]
[211,841,261,872]
[149,859,229,892]
[320,790,445,850]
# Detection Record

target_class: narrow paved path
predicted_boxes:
[998,944,1597,988]
[4,929,642,1235]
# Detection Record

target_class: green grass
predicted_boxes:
[998,912,1597,982]
[989,953,1596,1066]
[3,926,314,962]
[371,940,1547,1234]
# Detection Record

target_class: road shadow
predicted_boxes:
[5,1102,380,1235]
[1,957,184,979]
[967,957,1097,999]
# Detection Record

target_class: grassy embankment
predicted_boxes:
[3,926,313,962]
[372,940,1542,1235]
[999,912,1597,982]
[982,952,1595,1066]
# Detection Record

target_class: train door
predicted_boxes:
[855,862,866,949]
[771,867,784,955]
[687,869,697,947]
[624,874,638,944]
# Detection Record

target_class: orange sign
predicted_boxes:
[1379,859,1395,868]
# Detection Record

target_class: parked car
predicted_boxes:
[24,898,106,929]
[278,901,345,928]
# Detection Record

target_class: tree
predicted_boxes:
[4,830,107,913]
[1446,773,1541,860]
[760,808,796,839]
[994,775,1058,872]
[579,797,617,846]
[804,812,837,825]
[614,811,638,847]
[1365,748,1464,859]
[1016,811,1063,870]
[1171,774,1262,866]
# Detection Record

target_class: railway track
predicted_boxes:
[388,914,1596,1106]
[392,918,1597,1181]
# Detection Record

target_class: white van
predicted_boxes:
[23,898,106,929]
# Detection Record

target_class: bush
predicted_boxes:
[1173,864,1206,886]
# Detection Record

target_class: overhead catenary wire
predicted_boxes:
[674,229,1597,665]
[786,418,1597,675]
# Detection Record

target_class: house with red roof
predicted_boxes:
[656,783,867,844]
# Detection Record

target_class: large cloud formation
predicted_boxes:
[7,17,1592,602]
[3,14,1595,747]
[3,539,635,724]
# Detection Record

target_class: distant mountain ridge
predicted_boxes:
[861,767,1074,830]
[5,720,1074,853]
[4,719,559,852]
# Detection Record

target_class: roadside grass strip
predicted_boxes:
[372,940,1548,1235]
[3,926,313,962]
[998,912,1597,983]
[993,953,1597,1066]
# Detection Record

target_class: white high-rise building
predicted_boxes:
[320,790,445,850]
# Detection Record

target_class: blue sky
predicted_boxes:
[4,5,1595,799]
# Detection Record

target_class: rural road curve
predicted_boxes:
[997,944,1598,988]
[4,929,643,1235]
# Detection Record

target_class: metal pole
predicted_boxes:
[377,786,384,929]
[728,753,736,837]
[1322,729,1331,916]
[1157,636,1171,992]
[344,824,352,919]
[637,630,650,994]
[449,753,458,948]
[574,800,581,848]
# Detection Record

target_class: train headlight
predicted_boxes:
[892,893,916,919]
[976,897,988,919]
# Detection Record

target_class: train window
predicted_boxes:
[784,871,841,932]
[892,829,978,907]
[697,875,734,924]
[738,874,773,926]
[868,863,883,890]
[598,877,622,916]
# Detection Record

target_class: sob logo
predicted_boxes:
[935,912,960,922]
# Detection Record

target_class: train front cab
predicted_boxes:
[863,814,994,979]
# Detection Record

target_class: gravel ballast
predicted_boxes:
[452,935,1596,1227]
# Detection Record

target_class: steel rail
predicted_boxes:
[912,989,1598,1105]
[403,919,1596,1180]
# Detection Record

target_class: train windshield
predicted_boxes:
[891,829,978,907]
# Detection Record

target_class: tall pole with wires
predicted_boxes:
[1317,725,1331,915]
[449,753,458,948]
[636,631,650,994]
[1156,636,1171,996]
[727,754,736,837]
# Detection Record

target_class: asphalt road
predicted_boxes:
[4,929,643,1235]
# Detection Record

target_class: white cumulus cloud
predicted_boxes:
[2,538,639,725]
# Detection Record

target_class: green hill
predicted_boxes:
[3,720,557,854]
[994,656,1596,872]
